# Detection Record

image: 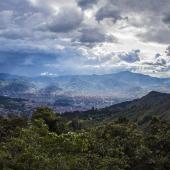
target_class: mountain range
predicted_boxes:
[1,71,170,112]
[63,91,170,126]
[0,96,35,117]
[1,90,170,127]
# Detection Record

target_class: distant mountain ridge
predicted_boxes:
[1,71,170,112]
[0,96,35,117]
[1,91,170,124]
[64,91,170,125]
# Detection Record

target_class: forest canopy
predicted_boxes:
[0,107,170,170]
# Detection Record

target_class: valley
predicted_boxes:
[1,71,170,114]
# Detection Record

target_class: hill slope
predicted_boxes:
[63,91,170,125]
[0,96,35,117]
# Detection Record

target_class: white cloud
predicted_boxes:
[0,0,170,77]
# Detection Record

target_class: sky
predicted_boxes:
[0,0,170,77]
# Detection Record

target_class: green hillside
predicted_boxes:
[63,91,170,126]
[0,107,169,170]
[0,96,32,116]
[0,92,170,169]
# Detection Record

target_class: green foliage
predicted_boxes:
[32,107,56,120]
[0,116,27,142]
[145,118,170,169]
[0,108,170,170]
[62,91,170,126]
[32,107,69,134]
[68,118,82,131]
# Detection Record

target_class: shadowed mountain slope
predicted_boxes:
[63,91,170,125]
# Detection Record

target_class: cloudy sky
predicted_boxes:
[0,0,170,77]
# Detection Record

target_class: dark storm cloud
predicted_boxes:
[0,29,30,40]
[137,28,170,44]
[118,50,140,63]
[0,0,31,12]
[95,5,124,22]
[165,46,170,56]
[79,28,116,43]
[77,0,98,9]
[73,27,118,46]
[106,0,170,44]
[109,0,170,14]
[163,13,170,26]
[46,7,83,33]
[156,58,167,66]
[143,57,167,67]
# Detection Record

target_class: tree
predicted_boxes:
[32,107,68,134]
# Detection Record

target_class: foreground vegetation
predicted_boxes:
[0,107,170,170]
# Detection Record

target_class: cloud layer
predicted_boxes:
[0,0,170,77]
